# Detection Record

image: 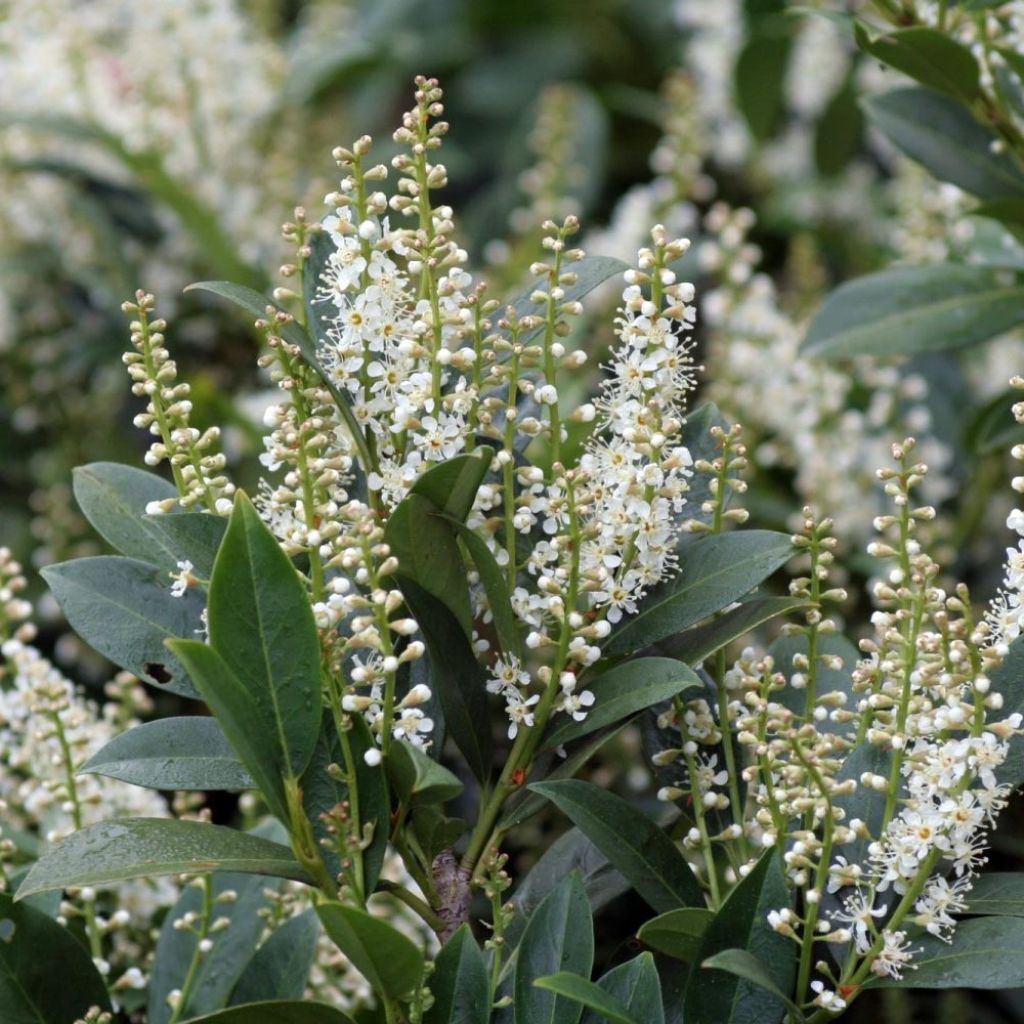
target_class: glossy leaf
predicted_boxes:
[150,872,279,1024]
[207,491,322,781]
[529,780,701,913]
[423,925,490,1024]
[874,916,1024,988]
[683,851,794,1024]
[396,577,493,785]
[991,636,1024,786]
[16,819,309,899]
[0,893,111,1023]
[72,461,178,566]
[666,596,809,667]
[534,973,641,1024]
[301,713,388,896]
[80,716,254,791]
[386,494,473,638]
[542,657,702,750]
[579,954,664,1024]
[699,949,804,1022]
[142,511,227,580]
[863,88,1024,200]
[443,514,523,660]
[638,908,715,962]
[963,873,1024,916]
[184,1002,356,1024]
[316,902,424,1000]
[412,448,493,523]
[855,25,980,102]
[679,403,732,527]
[387,740,464,806]
[230,910,320,1005]
[42,555,204,697]
[185,281,310,357]
[514,872,594,1024]
[606,531,794,656]
[802,264,1024,358]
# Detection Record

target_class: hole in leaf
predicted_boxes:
[144,662,172,685]
[0,919,15,943]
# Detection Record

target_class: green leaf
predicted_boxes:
[874,916,1024,988]
[814,79,864,177]
[80,716,254,791]
[0,893,111,1023]
[542,657,702,750]
[301,713,388,896]
[72,461,178,566]
[529,780,701,913]
[396,577,493,785]
[863,88,1024,200]
[665,597,810,667]
[681,404,733,527]
[316,902,424,1000]
[443,515,523,660]
[15,819,309,899]
[387,741,464,806]
[963,873,1024,916]
[386,494,473,638]
[142,512,228,580]
[735,32,793,140]
[684,851,794,1024]
[423,925,490,1024]
[855,25,981,102]
[208,491,322,781]
[992,637,1024,787]
[150,871,280,1024]
[514,872,594,1024]
[606,531,795,656]
[638,908,715,962]
[534,973,641,1024]
[169,642,291,822]
[580,954,664,1024]
[770,631,860,735]
[412,449,493,523]
[183,1002,356,1024]
[965,388,1024,456]
[230,910,320,1005]
[802,264,1024,357]
[303,230,341,350]
[42,556,204,697]
[699,949,805,1022]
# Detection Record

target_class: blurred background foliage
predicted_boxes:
[4,2,1024,1018]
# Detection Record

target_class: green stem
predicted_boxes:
[168,875,213,1024]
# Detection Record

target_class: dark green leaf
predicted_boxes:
[387,740,464,806]
[142,512,227,580]
[184,1002,356,1023]
[874,917,1024,988]
[993,637,1024,786]
[965,388,1024,456]
[423,925,490,1024]
[300,713,388,896]
[72,461,178,566]
[963,873,1024,916]
[529,780,701,913]
[443,515,523,660]
[814,79,864,177]
[855,25,980,102]
[0,893,111,1023]
[607,532,795,656]
[664,596,807,667]
[208,491,322,780]
[230,910,320,1005]
[802,264,1024,357]
[543,657,702,750]
[638,908,715,962]
[534,973,641,1024]
[680,404,733,528]
[185,281,310,357]
[580,954,664,1024]
[42,556,204,697]
[80,716,254,791]
[863,88,1024,200]
[735,33,793,141]
[684,851,794,1024]
[770,631,860,735]
[316,902,424,1000]
[150,872,279,1024]
[514,872,594,1024]
[395,577,493,785]
[412,449,493,523]
[16,819,309,899]
[699,949,804,1021]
